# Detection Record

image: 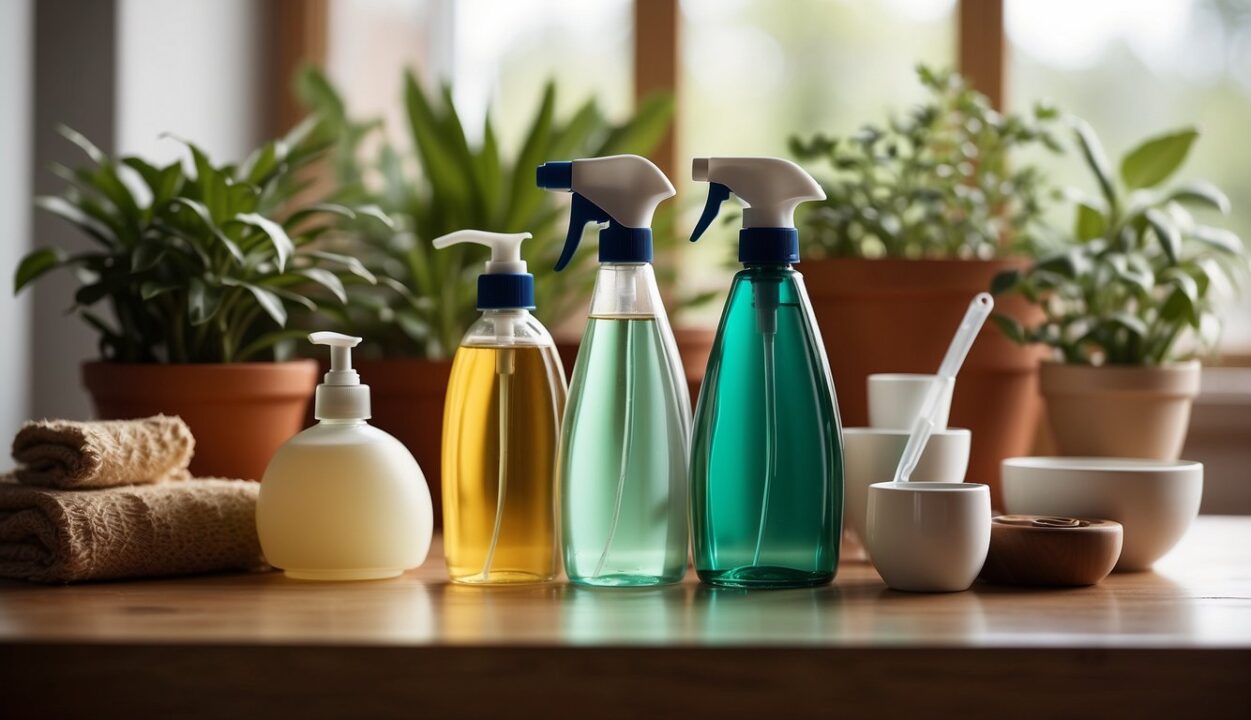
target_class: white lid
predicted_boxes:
[691,156,825,228]
[572,155,675,228]
[309,332,370,420]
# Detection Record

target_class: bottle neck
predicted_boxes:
[589,262,662,318]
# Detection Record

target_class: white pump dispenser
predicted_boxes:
[433,229,530,274]
[310,331,370,420]
[257,333,433,581]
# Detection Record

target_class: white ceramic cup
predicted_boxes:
[868,374,955,430]
[866,481,991,593]
[1001,457,1203,571]
[843,428,971,548]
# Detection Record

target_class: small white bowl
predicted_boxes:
[868,373,954,430]
[844,428,971,547]
[867,481,991,592]
[1001,457,1203,571]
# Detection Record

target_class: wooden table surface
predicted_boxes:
[2,517,1249,719]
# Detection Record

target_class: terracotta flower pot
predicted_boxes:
[351,358,454,525]
[82,360,318,481]
[1040,360,1201,459]
[802,258,1047,508]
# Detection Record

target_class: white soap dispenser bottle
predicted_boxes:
[257,332,433,580]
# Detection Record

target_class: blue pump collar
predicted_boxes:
[477,273,535,310]
[739,228,799,265]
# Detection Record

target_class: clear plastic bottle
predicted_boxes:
[688,157,843,589]
[560,263,690,585]
[435,231,567,585]
[538,155,690,587]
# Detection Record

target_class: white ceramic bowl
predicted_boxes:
[1001,457,1203,571]
[843,428,971,546]
[867,482,991,592]
[868,373,954,430]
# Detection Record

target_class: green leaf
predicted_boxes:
[991,313,1026,344]
[232,212,294,270]
[403,70,470,216]
[505,81,557,230]
[1073,201,1107,241]
[57,125,106,164]
[1166,181,1230,214]
[131,243,166,272]
[35,196,113,244]
[294,267,347,303]
[167,198,244,265]
[1070,118,1119,214]
[1120,127,1198,190]
[1191,226,1243,255]
[140,281,178,300]
[187,277,222,325]
[1145,208,1181,264]
[14,248,65,293]
[306,251,377,283]
[241,283,287,327]
[596,93,674,157]
[989,269,1019,295]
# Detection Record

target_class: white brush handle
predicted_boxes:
[893,293,994,484]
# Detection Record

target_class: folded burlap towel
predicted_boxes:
[12,415,194,489]
[0,478,267,583]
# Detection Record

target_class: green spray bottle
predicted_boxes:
[688,157,843,589]
[537,154,690,587]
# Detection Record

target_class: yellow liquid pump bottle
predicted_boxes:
[435,230,567,584]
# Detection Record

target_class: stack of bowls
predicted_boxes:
[843,374,972,552]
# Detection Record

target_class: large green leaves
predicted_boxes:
[24,123,386,363]
[994,120,1244,366]
[1120,127,1197,191]
[1071,118,1118,216]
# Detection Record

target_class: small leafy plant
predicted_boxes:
[991,121,1246,365]
[14,122,388,363]
[300,68,677,358]
[790,65,1062,259]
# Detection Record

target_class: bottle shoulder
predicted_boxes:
[460,310,555,348]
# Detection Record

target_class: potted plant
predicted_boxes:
[14,122,387,480]
[789,65,1062,504]
[299,68,689,518]
[993,121,1246,459]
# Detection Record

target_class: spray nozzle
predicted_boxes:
[432,229,536,310]
[309,332,370,420]
[689,157,826,265]
[537,154,675,271]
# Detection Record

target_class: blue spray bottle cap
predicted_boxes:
[689,157,826,264]
[536,155,676,271]
[432,230,535,310]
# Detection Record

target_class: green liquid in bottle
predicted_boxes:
[691,267,843,588]
[561,317,689,586]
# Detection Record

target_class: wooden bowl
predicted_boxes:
[979,515,1123,587]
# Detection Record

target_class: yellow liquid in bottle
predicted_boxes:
[442,344,566,584]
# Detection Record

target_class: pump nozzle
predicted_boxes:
[432,230,536,311]
[433,230,531,274]
[536,155,675,270]
[309,332,370,420]
[690,157,825,241]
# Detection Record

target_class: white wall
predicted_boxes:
[117,0,265,164]
[0,0,32,444]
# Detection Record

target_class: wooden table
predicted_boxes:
[2,517,1249,719]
